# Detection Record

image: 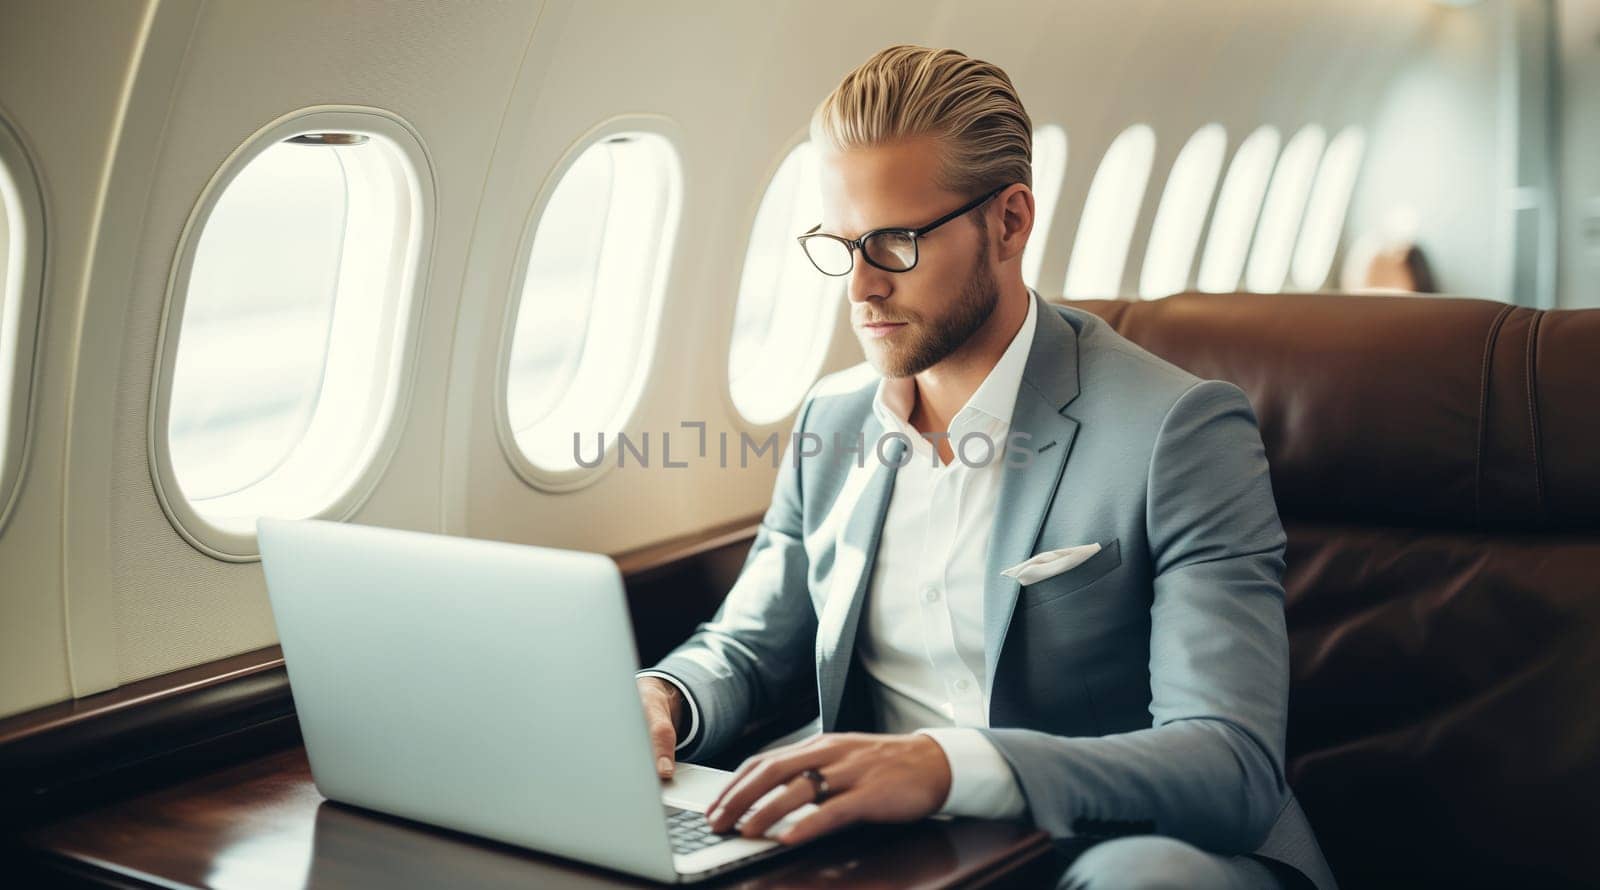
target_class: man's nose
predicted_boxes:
[846,253,891,305]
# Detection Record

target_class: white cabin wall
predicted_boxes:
[0,0,1531,717]
[98,1,544,689]
[923,0,1433,298]
[450,1,812,559]
[0,0,547,706]
[453,0,1433,561]
[0,0,157,716]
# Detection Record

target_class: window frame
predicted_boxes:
[493,116,684,493]
[148,107,436,562]
[0,116,46,537]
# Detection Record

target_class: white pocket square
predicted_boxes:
[999,543,1102,585]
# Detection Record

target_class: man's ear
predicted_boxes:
[995,185,1035,264]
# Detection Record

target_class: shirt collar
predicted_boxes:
[872,287,1040,437]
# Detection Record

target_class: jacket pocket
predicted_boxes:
[1016,538,1122,611]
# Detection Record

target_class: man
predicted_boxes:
[637,45,1337,890]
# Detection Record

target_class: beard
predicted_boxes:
[863,233,999,378]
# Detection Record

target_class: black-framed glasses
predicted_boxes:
[796,185,1007,277]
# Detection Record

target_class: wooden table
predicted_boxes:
[20,746,1059,889]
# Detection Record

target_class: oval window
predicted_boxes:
[1140,124,1226,299]
[502,130,682,482]
[1292,126,1366,290]
[1021,124,1068,290]
[1197,126,1280,292]
[1064,125,1155,298]
[0,118,44,533]
[153,111,431,559]
[1246,124,1327,293]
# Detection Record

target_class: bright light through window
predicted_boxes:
[1064,125,1155,298]
[1292,126,1366,290]
[729,142,839,425]
[1139,124,1226,299]
[1021,124,1067,290]
[504,132,681,475]
[1197,126,1280,292]
[163,126,425,544]
[0,156,18,498]
[1246,124,1326,292]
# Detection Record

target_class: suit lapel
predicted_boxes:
[982,294,1084,704]
[816,423,905,731]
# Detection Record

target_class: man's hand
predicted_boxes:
[704,732,953,845]
[637,676,686,779]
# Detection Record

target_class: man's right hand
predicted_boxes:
[637,676,687,779]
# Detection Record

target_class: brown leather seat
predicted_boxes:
[1065,291,1600,888]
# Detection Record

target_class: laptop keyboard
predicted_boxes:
[665,806,740,855]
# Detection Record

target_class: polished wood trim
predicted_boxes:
[0,650,299,832]
[20,746,1059,889]
[0,645,286,749]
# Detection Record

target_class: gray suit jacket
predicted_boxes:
[650,292,1337,889]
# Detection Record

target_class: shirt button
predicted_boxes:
[954,678,970,691]
[922,586,940,603]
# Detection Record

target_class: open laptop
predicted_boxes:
[256,518,821,884]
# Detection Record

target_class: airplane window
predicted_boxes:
[728,142,839,426]
[0,140,28,530]
[157,117,428,554]
[1021,124,1068,290]
[1139,123,1227,299]
[1292,126,1366,290]
[1063,124,1155,298]
[503,132,681,477]
[0,118,42,535]
[0,158,14,508]
[1246,124,1327,292]
[1197,125,1281,292]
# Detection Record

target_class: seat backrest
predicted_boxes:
[1066,291,1600,888]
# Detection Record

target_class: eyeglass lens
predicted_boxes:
[803,230,919,275]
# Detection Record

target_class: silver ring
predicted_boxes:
[799,767,831,802]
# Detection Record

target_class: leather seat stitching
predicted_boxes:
[1475,304,1514,521]
[1524,309,1546,518]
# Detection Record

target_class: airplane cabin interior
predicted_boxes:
[0,1,1596,888]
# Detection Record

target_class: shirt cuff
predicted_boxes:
[915,727,1028,820]
[636,670,700,753]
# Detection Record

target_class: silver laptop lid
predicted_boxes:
[257,518,679,883]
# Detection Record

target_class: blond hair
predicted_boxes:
[809,45,1033,196]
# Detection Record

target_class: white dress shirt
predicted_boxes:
[644,290,1039,821]
[856,291,1034,820]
